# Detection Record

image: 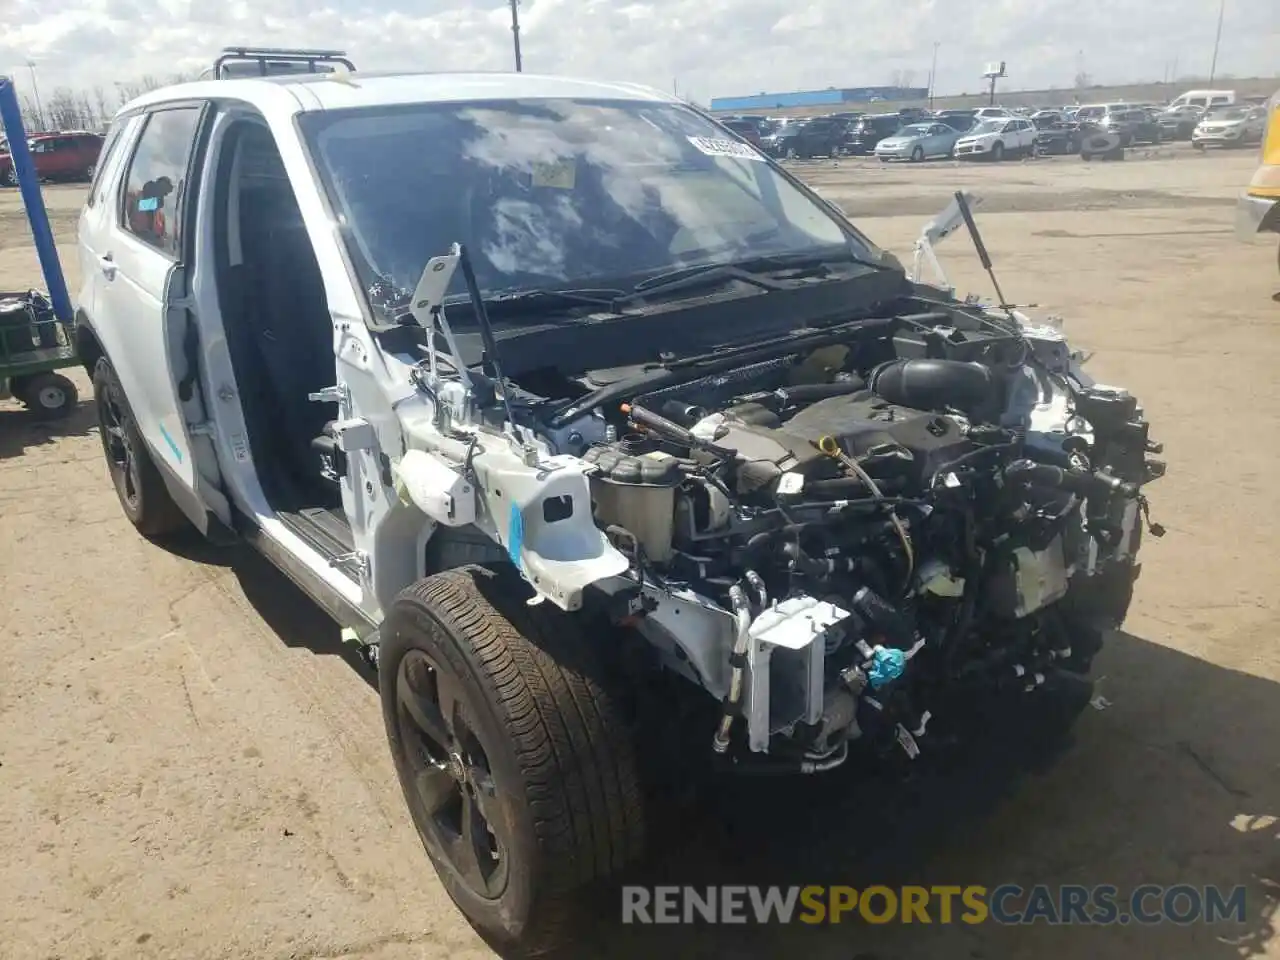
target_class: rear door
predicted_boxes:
[91,102,231,533]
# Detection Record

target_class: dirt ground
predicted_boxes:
[2,144,1279,960]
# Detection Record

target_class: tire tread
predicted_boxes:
[390,565,645,954]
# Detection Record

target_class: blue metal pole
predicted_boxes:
[0,76,74,323]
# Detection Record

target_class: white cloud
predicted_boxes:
[0,0,1276,109]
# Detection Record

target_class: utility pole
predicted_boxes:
[509,0,523,73]
[1208,0,1225,85]
[25,60,44,132]
[928,42,940,109]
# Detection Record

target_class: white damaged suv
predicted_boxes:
[75,52,1164,953]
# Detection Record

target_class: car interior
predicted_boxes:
[212,121,354,555]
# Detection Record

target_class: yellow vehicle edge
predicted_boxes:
[1236,87,1280,270]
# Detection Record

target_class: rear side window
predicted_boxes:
[120,106,203,257]
[87,124,128,208]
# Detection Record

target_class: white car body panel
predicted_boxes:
[78,71,685,624]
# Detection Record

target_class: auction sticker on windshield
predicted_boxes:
[687,136,766,160]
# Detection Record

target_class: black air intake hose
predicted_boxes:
[870,359,997,416]
[774,377,867,407]
[1004,459,1139,499]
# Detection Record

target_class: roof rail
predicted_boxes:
[205,46,356,80]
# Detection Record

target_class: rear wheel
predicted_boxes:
[93,357,187,537]
[379,565,646,956]
[83,162,96,182]
[1,167,16,187]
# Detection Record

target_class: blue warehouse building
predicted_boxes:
[709,86,930,112]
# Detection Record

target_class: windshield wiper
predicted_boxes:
[484,287,626,308]
[623,249,896,302]
[439,286,628,320]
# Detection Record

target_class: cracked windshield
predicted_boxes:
[300,98,858,317]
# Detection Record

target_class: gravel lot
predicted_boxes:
[1,145,1278,960]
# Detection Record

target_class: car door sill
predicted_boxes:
[278,506,355,556]
[235,511,375,632]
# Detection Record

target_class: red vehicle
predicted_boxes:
[0,131,104,187]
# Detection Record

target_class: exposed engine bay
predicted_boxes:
[396,248,1166,774]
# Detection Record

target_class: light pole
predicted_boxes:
[509,0,523,72]
[928,42,940,110]
[1208,0,1225,85]
[25,60,45,132]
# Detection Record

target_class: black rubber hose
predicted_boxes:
[930,442,1020,487]
[624,403,738,459]
[660,400,707,426]
[1004,459,1139,499]
[870,358,997,416]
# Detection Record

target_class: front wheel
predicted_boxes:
[910,146,925,162]
[379,565,646,956]
[991,141,1005,162]
[0,167,16,187]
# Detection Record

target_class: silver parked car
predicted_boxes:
[874,121,962,162]
[1192,105,1267,149]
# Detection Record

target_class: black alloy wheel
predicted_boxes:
[395,647,509,899]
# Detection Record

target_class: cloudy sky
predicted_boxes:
[1,0,1276,105]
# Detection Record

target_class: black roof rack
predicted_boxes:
[208,46,356,80]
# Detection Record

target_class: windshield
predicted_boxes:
[897,124,933,136]
[969,120,1006,135]
[300,98,860,315]
[1208,107,1247,120]
[1076,107,1105,120]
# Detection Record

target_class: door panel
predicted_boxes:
[78,118,142,331]
[92,103,230,531]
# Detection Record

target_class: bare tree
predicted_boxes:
[1073,71,1093,89]
[44,87,88,131]
[18,94,43,132]
[900,69,917,88]
[115,82,144,107]
[92,86,112,126]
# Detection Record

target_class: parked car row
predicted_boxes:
[720,106,1050,162]
[0,131,104,187]
[716,92,1268,166]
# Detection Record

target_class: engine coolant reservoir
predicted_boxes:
[582,441,681,563]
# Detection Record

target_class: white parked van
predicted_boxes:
[1168,89,1236,110]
